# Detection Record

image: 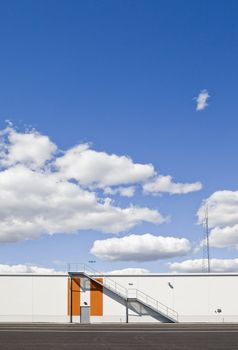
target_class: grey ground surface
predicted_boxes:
[0,323,237,350]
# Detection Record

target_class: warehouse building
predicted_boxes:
[0,264,237,323]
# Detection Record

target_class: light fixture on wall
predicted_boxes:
[168,282,174,289]
[215,308,222,314]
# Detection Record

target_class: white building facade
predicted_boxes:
[0,271,237,323]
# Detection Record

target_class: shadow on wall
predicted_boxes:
[104,288,170,323]
[128,300,172,323]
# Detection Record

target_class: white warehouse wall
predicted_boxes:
[0,275,68,323]
[101,274,238,323]
[0,273,237,323]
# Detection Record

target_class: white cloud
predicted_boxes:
[197,191,238,248]
[56,144,155,188]
[197,191,238,228]
[209,225,238,248]
[91,233,191,262]
[107,268,150,274]
[143,175,202,195]
[168,258,238,273]
[104,186,135,197]
[53,131,202,197]
[0,264,62,274]
[0,125,201,243]
[0,127,57,168]
[0,126,166,242]
[195,89,210,111]
[0,165,164,242]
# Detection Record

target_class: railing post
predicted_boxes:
[126,299,129,323]
[70,275,73,323]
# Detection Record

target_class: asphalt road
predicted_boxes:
[0,323,237,350]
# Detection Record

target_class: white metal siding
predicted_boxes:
[0,273,238,323]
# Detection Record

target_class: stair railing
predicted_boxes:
[68,263,178,321]
[128,288,178,321]
[68,263,128,299]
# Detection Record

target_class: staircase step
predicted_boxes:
[68,264,178,323]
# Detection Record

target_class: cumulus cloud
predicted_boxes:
[104,186,135,197]
[197,191,238,248]
[0,127,57,168]
[55,144,202,195]
[168,258,238,273]
[209,225,238,248]
[0,264,62,274]
[107,268,150,274]
[195,89,210,111]
[55,144,154,188]
[143,175,202,195]
[197,191,238,228]
[90,233,191,262]
[0,126,166,242]
[0,125,202,243]
[0,165,164,242]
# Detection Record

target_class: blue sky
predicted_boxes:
[0,0,238,273]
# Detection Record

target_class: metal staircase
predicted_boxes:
[68,263,178,323]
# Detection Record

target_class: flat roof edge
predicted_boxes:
[1,272,238,277]
[70,272,238,277]
[0,274,68,277]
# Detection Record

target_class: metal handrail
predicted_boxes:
[68,263,128,299]
[68,263,178,321]
[128,288,178,320]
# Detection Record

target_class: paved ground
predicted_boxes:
[0,323,237,349]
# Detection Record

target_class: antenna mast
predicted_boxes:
[204,205,211,273]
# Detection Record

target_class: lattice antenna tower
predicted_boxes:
[202,205,211,273]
